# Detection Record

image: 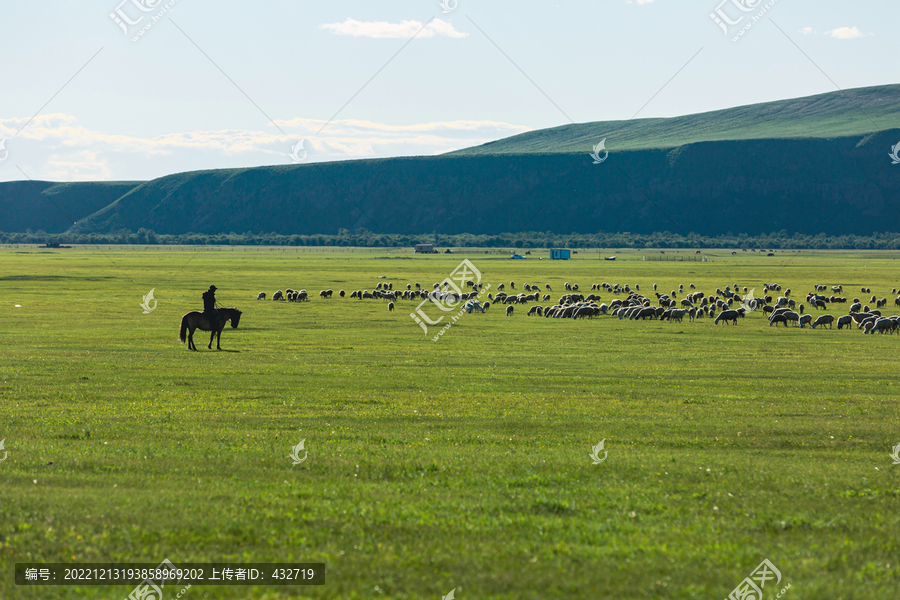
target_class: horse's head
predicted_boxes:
[230,309,242,328]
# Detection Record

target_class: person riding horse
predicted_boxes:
[202,285,220,331]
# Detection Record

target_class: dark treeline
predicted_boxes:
[5,228,900,250]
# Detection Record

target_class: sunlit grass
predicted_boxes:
[1,246,898,599]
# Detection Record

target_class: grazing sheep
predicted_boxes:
[811,314,835,329]
[799,314,812,328]
[506,306,514,316]
[866,318,894,334]
[770,314,788,327]
[669,309,688,323]
[388,302,394,312]
[783,311,801,326]
[273,290,284,301]
[340,290,346,297]
[837,315,853,329]
[714,309,740,325]
[482,301,490,312]
[257,292,266,300]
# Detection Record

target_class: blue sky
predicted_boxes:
[0,0,895,182]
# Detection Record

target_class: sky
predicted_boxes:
[0,0,896,183]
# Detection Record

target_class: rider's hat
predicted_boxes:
[209,285,217,291]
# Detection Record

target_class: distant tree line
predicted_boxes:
[3,228,900,250]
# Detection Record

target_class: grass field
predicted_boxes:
[1,245,899,600]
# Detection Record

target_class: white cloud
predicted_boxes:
[626,0,654,4]
[799,27,815,35]
[0,114,530,181]
[319,18,467,39]
[824,26,868,39]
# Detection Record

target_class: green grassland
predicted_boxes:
[452,84,900,155]
[1,246,899,599]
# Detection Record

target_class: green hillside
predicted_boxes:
[1,84,899,238]
[66,130,900,237]
[451,84,900,155]
[0,181,142,233]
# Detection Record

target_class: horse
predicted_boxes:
[179,307,242,351]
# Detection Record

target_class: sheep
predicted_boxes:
[319,289,333,299]
[388,302,394,312]
[273,290,284,301]
[257,292,266,300]
[506,305,514,316]
[482,301,490,312]
[865,318,894,334]
[836,315,854,329]
[339,290,346,297]
[770,314,789,327]
[799,314,812,328]
[858,316,878,331]
[811,315,835,329]
[669,309,688,323]
[714,309,740,325]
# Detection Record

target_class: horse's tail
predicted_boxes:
[179,315,188,344]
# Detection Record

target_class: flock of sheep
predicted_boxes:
[256,280,900,334]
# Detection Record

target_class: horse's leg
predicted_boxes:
[208,329,215,350]
[216,326,223,350]
[188,326,197,351]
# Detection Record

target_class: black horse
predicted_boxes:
[179,307,242,350]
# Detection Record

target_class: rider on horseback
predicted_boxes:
[202,285,220,330]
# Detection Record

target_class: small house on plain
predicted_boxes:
[550,248,571,260]
[414,244,435,254]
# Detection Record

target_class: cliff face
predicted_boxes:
[64,130,899,236]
